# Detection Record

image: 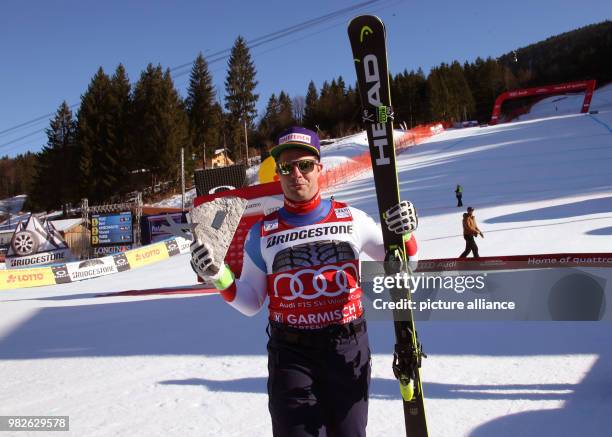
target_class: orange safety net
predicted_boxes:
[319,124,443,190]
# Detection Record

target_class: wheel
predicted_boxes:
[11,230,39,256]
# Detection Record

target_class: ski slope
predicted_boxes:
[1,89,612,436]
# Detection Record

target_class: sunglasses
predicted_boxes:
[276,159,319,176]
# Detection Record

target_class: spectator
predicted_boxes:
[460,206,484,258]
[455,184,463,207]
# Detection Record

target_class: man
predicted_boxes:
[190,126,419,437]
[455,184,463,207]
[460,206,484,258]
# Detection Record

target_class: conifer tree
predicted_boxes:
[224,36,259,160]
[303,81,319,130]
[186,53,220,169]
[76,67,116,203]
[107,64,132,195]
[277,91,295,132]
[29,102,78,211]
[132,64,189,188]
[259,93,280,142]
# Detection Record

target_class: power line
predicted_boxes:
[1,0,401,155]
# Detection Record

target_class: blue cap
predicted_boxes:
[271,127,320,160]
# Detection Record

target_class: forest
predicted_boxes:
[1,21,610,212]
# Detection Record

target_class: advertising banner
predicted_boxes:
[125,243,169,269]
[5,248,72,269]
[66,258,118,282]
[0,267,56,290]
[5,216,71,269]
[143,213,187,244]
[92,245,132,257]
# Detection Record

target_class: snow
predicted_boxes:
[2,87,612,436]
[0,195,29,230]
[50,218,83,232]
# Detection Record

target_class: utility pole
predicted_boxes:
[202,141,206,170]
[202,118,207,170]
[180,147,185,211]
[244,119,249,167]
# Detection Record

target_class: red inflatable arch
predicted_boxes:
[490,80,597,125]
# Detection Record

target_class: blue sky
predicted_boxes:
[1,0,609,157]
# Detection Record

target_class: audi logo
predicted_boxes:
[273,263,359,301]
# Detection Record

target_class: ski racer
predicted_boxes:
[190,126,419,437]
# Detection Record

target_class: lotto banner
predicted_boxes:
[124,242,170,268]
[0,267,56,290]
[0,237,191,290]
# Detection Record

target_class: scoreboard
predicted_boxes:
[91,212,133,246]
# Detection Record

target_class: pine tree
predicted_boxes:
[29,102,78,211]
[76,67,118,203]
[224,36,259,161]
[277,91,295,132]
[259,93,280,143]
[186,53,220,169]
[392,69,429,128]
[448,61,475,121]
[108,64,132,195]
[303,81,319,130]
[132,64,189,189]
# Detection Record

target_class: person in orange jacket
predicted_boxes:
[460,206,484,258]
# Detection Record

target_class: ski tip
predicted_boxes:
[348,15,385,39]
[349,14,383,24]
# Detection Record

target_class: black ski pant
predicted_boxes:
[267,320,371,437]
[460,234,479,258]
[456,194,463,207]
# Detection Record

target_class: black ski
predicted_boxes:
[348,15,429,436]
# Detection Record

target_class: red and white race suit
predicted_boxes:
[219,197,418,329]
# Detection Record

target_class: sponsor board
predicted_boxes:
[145,213,187,244]
[416,253,612,272]
[67,258,118,282]
[113,253,130,272]
[175,237,192,254]
[93,245,132,256]
[125,243,169,268]
[0,267,56,290]
[1,238,187,290]
[164,239,181,257]
[5,248,72,269]
[51,265,71,284]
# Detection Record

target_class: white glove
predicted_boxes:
[190,240,221,279]
[384,200,418,235]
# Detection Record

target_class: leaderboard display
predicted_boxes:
[91,211,134,246]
